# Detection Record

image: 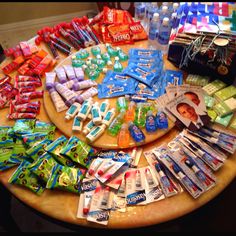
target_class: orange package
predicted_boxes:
[107,23,133,45]
[100,24,113,44]
[103,6,129,25]
[129,21,148,41]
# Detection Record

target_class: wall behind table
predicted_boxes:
[0,2,98,25]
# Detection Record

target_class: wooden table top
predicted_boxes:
[1,40,236,229]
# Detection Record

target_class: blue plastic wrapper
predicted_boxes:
[98,76,137,99]
[123,63,157,87]
[134,82,160,100]
[164,70,183,86]
[129,48,162,59]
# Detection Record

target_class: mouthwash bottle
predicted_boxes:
[116,96,128,112]
[101,52,113,66]
[71,55,85,67]
[106,43,118,57]
[128,121,145,143]
[95,55,106,70]
[91,45,101,56]
[117,123,130,148]
[125,101,136,122]
[113,57,123,72]
[134,103,147,127]
[107,109,125,136]
[116,47,129,62]
[145,110,158,132]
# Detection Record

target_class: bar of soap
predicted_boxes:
[204,95,215,108]
[202,80,227,96]
[207,109,218,122]
[215,113,234,127]
[214,85,236,101]
[213,97,236,117]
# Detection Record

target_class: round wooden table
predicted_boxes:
[1,40,236,229]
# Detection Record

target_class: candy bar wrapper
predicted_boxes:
[19,41,32,58]
[22,132,48,148]
[60,136,93,168]
[77,178,98,219]
[12,119,36,135]
[45,135,75,167]
[107,23,133,46]
[8,160,45,195]
[46,163,84,194]
[0,126,14,148]
[129,21,148,41]
[25,139,52,162]
[0,148,16,171]
[28,152,58,183]
[34,120,56,140]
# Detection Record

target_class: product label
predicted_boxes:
[92,108,99,118]
[80,104,89,115]
[104,111,112,121]
[90,127,101,136]
[158,31,170,45]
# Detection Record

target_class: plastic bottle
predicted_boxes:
[71,55,84,68]
[170,12,178,29]
[76,98,93,121]
[65,102,81,120]
[128,121,145,143]
[147,2,159,30]
[72,116,83,131]
[102,108,116,127]
[159,5,170,23]
[100,99,110,118]
[106,43,117,57]
[134,103,147,127]
[91,45,101,56]
[107,109,125,136]
[86,124,106,143]
[97,56,106,70]
[91,102,102,125]
[145,110,158,133]
[172,2,179,13]
[148,12,160,49]
[125,101,136,122]
[117,123,130,148]
[116,47,129,62]
[82,120,96,135]
[113,56,123,72]
[158,17,172,55]
[134,2,146,26]
[116,96,128,112]
[156,110,169,129]
[144,2,151,31]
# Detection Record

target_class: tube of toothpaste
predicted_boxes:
[63,65,76,80]
[45,72,56,90]
[55,67,67,84]
[49,88,68,112]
